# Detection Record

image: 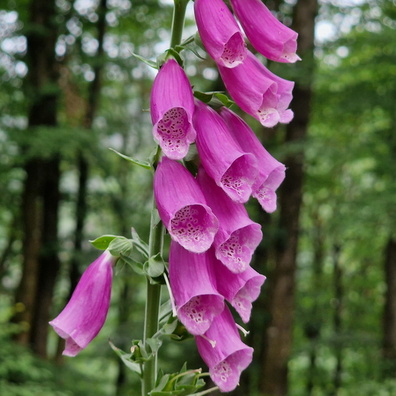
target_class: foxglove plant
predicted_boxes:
[49,1,299,394]
[230,0,300,63]
[150,58,196,159]
[219,106,286,213]
[195,306,254,392]
[194,99,258,203]
[194,0,247,68]
[218,51,294,127]
[197,167,262,273]
[49,250,115,356]
[154,156,218,253]
[169,241,224,335]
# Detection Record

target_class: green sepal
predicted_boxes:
[193,91,235,109]
[118,253,145,275]
[131,52,158,69]
[144,253,166,280]
[108,236,133,257]
[131,227,150,258]
[109,148,152,170]
[109,341,142,376]
[89,235,118,250]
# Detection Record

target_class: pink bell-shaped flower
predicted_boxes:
[150,59,196,160]
[49,250,115,357]
[230,0,300,63]
[154,157,219,253]
[169,241,224,335]
[196,306,253,392]
[208,248,266,323]
[197,167,262,273]
[218,51,294,128]
[193,99,258,203]
[194,0,247,68]
[219,107,286,213]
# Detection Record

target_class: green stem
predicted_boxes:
[170,0,189,49]
[142,203,164,395]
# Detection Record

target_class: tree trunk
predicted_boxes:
[260,0,318,394]
[382,237,396,377]
[12,0,60,357]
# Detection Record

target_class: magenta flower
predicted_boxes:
[169,241,224,335]
[218,51,294,127]
[230,0,300,63]
[193,100,258,203]
[209,249,266,323]
[219,107,286,213]
[194,0,246,68]
[154,157,218,253]
[150,59,196,159]
[197,167,262,273]
[49,250,115,357]
[196,306,253,392]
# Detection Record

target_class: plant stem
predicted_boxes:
[142,203,164,395]
[141,1,188,394]
[170,0,189,49]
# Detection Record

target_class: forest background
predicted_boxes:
[0,0,395,395]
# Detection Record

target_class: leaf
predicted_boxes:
[89,235,118,250]
[109,341,142,375]
[144,253,166,278]
[131,52,158,69]
[109,148,152,170]
[119,254,145,275]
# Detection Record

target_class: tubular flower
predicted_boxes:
[230,0,300,63]
[194,0,246,68]
[197,167,262,273]
[154,157,218,253]
[150,59,196,160]
[193,99,258,203]
[208,249,266,323]
[196,306,253,392]
[218,51,294,128]
[169,241,224,335]
[219,107,286,213]
[49,250,115,357]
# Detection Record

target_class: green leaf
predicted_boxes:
[89,235,118,250]
[109,341,142,376]
[109,148,152,170]
[119,254,145,275]
[131,228,150,258]
[131,52,158,69]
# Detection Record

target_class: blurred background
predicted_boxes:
[0,0,395,395]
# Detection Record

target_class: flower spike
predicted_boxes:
[154,157,219,253]
[49,250,115,356]
[150,59,196,159]
[194,0,247,68]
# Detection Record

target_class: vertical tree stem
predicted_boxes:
[141,1,188,393]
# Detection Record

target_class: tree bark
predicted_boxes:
[260,0,318,395]
[12,0,60,357]
[382,237,396,377]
